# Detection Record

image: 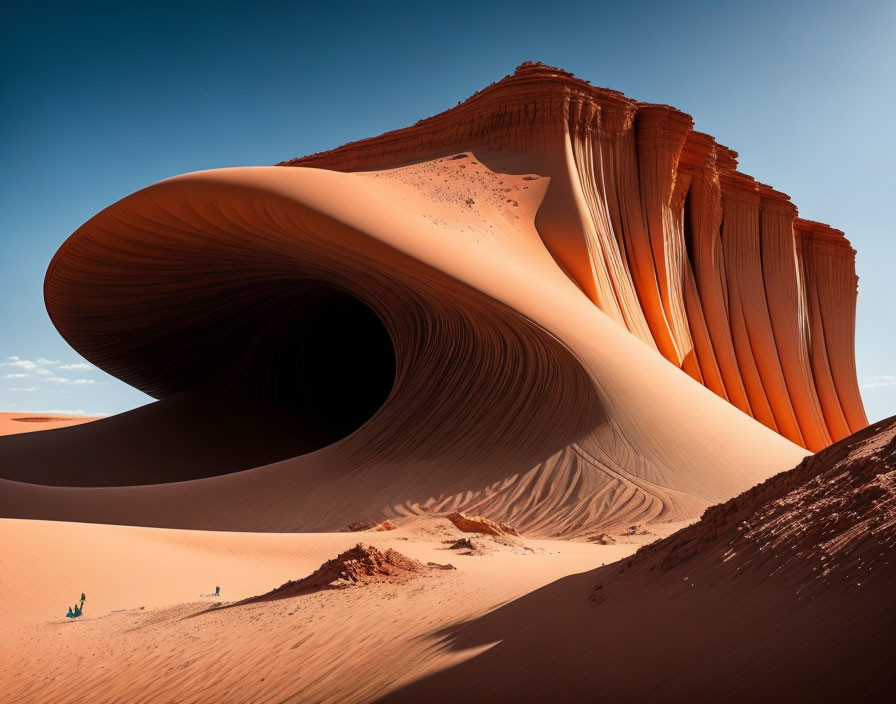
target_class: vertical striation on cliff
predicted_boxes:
[281,62,866,450]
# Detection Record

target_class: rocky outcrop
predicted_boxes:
[447,512,519,537]
[346,520,398,532]
[624,414,896,583]
[282,62,866,450]
[233,544,427,604]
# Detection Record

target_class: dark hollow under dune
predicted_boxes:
[0,285,395,486]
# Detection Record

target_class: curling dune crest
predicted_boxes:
[0,63,866,538]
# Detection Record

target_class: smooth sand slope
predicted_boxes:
[0,388,358,485]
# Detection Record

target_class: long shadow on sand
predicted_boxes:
[376,554,894,703]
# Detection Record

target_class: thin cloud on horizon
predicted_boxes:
[861,376,896,389]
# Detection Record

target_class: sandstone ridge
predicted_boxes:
[283,61,866,451]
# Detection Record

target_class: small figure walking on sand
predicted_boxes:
[66,593,86,619]
[215,586,220,597]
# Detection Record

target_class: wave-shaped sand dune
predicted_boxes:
[0,63,865,536]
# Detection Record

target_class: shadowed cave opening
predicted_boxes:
[0,285,397,486]
[230,284,397,440]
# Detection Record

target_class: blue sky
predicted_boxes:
[1,0,894,421]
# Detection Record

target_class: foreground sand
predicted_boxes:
[0,516,675,703]
[4,416,893,703]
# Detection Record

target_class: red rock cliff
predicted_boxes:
[281,62,866,451]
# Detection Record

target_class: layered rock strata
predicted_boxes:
[283,62,866,451]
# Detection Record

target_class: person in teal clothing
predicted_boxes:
[66,593,86,619]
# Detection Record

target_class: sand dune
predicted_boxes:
[0,516,648,703]
[0,412,96,437]
[1,65,867,535]
[1,64,864,536]
[1,158,804,535]
[0,387,355,485]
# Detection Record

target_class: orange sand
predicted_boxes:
[4,416,891,702]
[0,413,97,437]
[0,517,663,703]
[1,158,807,533]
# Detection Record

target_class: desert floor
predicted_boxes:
[0,516,684,704]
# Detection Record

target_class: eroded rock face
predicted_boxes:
[283,62,866,451]
[346,520,398,532]
[620,415,896,589]
[447,512,519,537]
[234,544,427,604]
